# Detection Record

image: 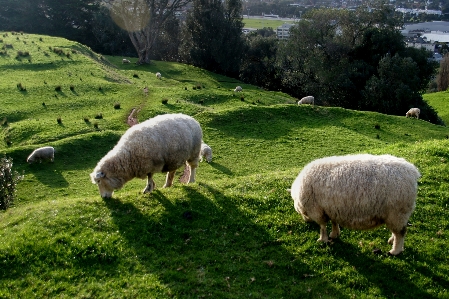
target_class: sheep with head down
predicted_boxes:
[27,146,55,164]
[199,141,212,163]
[290,154,420,255]
[298,96,314,105]
[90,113,202,198]
[406,108,420,119]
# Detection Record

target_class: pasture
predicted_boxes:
[0,32,448,298]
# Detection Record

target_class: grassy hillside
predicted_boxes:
[1,32,449,298]
[243,17,296,29]
[423,91,449,125]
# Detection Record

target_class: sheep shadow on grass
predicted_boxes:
[101,184,344,298]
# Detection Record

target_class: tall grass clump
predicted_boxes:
[0,156,23,210]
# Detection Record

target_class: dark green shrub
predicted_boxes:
[161,99,168,104]
[70,85,75,91]
[94,113,103,119]
[133,73,139,78]
[57,117,62,124]
[55,85,61,92]
[114,103,121,109]
[0,156,23,210]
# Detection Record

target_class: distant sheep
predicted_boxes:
[290,154,420,255]
[122,58,131,64]
[27,146,55,164]
[234,86,242,92]
[156,72,161,79]
[127,108,140,127]
[90,113,203,198]
[200,142,213,163]
[298,96,314,105]
[406,108,420,119]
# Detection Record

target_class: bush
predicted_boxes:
[0,156,23,210]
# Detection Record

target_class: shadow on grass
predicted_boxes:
[209,161,233,176]
[329,238,442,298]
[101,185,343,298]
[25,161,69,188]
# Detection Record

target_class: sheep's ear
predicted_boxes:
[95,172,105,179]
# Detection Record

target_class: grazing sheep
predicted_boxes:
[27,146,55,164]
[90,113,203,198]
[156,72,161,79]
[290,154,420,255]
[298,96,314,105]
[406,108,420,119]
[234,86,243,92]
[122,58,131,64]
[200,142,213,163]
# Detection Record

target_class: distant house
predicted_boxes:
[277,23,295,40]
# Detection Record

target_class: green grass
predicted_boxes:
[1,32,449,298]
[423,91,449,125]
[243,17,296,29]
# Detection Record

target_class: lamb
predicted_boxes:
[199,142,213,163]
[290,154,420,255]
[156,72,161,79]
[90,113,203,198]
[406,108,420,119]
[234,86,243,92]
[27,146,55,164]
[122,58,131,64]
[298,96,314,105]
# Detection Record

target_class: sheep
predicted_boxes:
[90,113,203,198]
[122,58,131,64]
[406,108,420,119]
[156,72,161,79]
[234,86,243,92]
[298,96,314,105]
[200,142,213,163]
[290,154,420,255]
[27,146,55,164]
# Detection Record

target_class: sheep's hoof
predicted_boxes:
[317,237,328,242]
[387,250,402,256]
[329,232,340,239]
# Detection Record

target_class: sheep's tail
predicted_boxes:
[179,162,191,184]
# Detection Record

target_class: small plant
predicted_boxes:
[98,86,102,91]
[374,124,381,130]
[16,82,26,91]
[0,117,7,126]
[39,37,43,42]
[133,73,139,78]
[198,99,204,105]
[55,85,62,92]
[240,96,245,101]
[70,85,75,91]
[66,52,71,58]
[83,117,90,123]
[196,84,202,90]
[93,122,99,129]
[94,113,103,119]
[0,156,23,210]
[114,102,121,109]
[193,86,197,90]
[0,39,3,43]
[5,44,13,49]
[57,117,62,124]
[161,99,168,104]
[42,102,46,107]
[185,87,187,90]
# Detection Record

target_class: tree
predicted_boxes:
[239,35,279,90]
[179,0,245,77]
[274,1,440,124]
[437,53,449,91]
[0,0,100,46]
[106,0,191,64]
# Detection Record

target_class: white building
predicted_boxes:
[277,23,295,39]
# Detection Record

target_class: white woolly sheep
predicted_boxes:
[290,154,420,255]
[156,72,161,79]
[406,108,420,119]
[27,146,55,164]
[234,86,243,92]
[200,142,213,163]
[122,58,131,64]
[298,96,314,105]
[90,113,203,198]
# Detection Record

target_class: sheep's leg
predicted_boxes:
[187,160,199,183]
[143,173,156,193]
[388,226,407,255]
[329,221,340,239]
[318,224,329,242]
[163,170,176,188]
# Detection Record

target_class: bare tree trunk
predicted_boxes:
[107,0,191,65]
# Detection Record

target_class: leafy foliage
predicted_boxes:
[0,156,23,210]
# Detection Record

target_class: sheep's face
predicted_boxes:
[90,171,123,198]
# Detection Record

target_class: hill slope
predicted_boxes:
[1,33,449,298]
